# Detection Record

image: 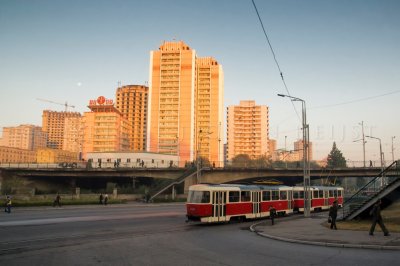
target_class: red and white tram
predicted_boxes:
[186,184,293,223]
[293,186,344,212]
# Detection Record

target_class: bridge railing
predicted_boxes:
[0,162,84,169]
[341,160,400,220]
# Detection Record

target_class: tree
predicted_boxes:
[327,142,347,168]
[252,155,272,168]
[231,154,252,167]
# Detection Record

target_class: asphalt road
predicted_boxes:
[1,203,399,266]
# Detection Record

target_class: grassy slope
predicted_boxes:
[335,201,400,233]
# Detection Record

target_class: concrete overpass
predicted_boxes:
[1,166,396,181]
[1,166,396,191]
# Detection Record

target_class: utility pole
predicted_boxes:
[361,121,366,168]
[353,121,366,167]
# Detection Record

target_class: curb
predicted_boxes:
[250,221,400,251]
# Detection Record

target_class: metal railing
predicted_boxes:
[148,167,198,202]
[341,160,400,220]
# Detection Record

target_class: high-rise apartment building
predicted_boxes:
[115,85,148,151]
[0,124,47,150]
[42,111,81,150]
[82,96,130,159]
[148,41,224,167]
[63,116,84,154]
[195,57,224,167]
[294,139,313,161]
[148,41,196,165]
[227,100,269,161]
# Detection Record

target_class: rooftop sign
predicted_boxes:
[89,96,114,106]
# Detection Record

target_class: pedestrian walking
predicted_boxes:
[99,193,104,204]
[269,206,276,225]
[53,193,61,207]
[369,199,390,236]
[4,195,12,213]
[328,200,338,230]
[104,194,109,205]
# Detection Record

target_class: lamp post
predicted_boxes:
[278,94,310,217]
[392,136,396,162]
[176,135,180,167]
[366,135,384,187]
[197,130,202,184]
[197,129,212,183]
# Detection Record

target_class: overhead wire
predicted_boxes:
[251,0,300,121]
[310,89,400,109]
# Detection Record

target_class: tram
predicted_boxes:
[186,184,344,223]
[186,184,293,223]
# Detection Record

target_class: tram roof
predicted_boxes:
[189,183,292,191]
[292,185,343,191]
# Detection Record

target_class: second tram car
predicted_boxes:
[292,186,344,212]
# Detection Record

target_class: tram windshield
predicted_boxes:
[187,191,210,203]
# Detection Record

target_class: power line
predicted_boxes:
[251,0,300,120]
[310,89,400,109]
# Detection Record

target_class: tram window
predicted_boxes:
[271,191,279,200]
[338,190,342,197]
[334,190,338,197]
[293,191,299,199]
[229,191,240,202]
[280,191,287,200]
[188,191,210,203]
[262,191,271,201]
[319,190,324,198]
[313,191,319,198]
[241,191,251,202]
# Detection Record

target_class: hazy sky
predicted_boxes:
[1,0,399,163]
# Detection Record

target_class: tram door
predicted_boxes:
[287,190,293,210]
[252,191,261,218]
[324,190,329,206]
[212,191,226,222]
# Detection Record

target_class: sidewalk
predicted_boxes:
[251,214,400,250]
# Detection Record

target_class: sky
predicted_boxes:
[1,0,399,163]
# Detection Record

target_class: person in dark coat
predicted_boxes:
[269,206,277,225]
[5,196,12,213]
[53,193,61,207]
[104,194,109,205]
[369,199,390,236]
[99,193,104,204]
[328,200,338,230]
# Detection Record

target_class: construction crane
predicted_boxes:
[37,98,75,112]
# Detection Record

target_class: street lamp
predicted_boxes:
[365,135,384,187]
[196,130,213,183]
[278,94,311,217]
[392,136,396,162]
